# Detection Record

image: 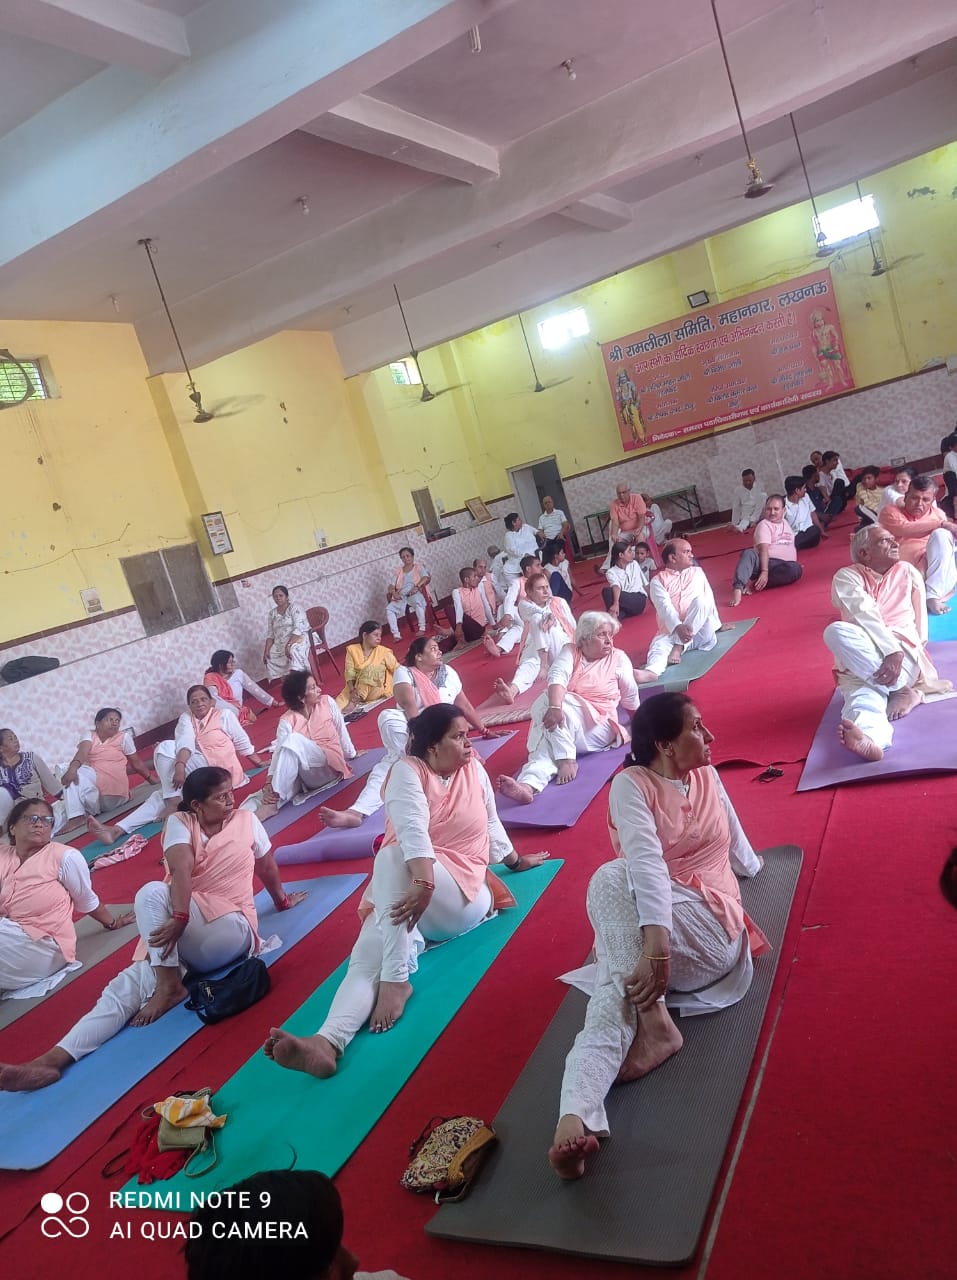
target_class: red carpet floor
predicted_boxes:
[3,522,956,1279]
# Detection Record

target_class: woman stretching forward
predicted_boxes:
[266,704,547,1078]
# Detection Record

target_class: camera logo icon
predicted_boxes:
[40,1192,90,1239]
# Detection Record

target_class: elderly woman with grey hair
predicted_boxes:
[497,611,641,802]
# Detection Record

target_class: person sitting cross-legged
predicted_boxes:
[548,692,768,1181]
[601,541,647,619]
[824,525,954,762]
[784,475,828,550]
[496,611,640,802]
[878,473,957,615]
[729,495,803,606]
[636,539,726,680]
[493,572,576,705]
[451,566,496,645]
[265,704,547,1076]
[853,465,883,527]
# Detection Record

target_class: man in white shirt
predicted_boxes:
[811,450,850,487]
[784,475,828,550]
[493,572,576,704]
[636,539,724,678]
[942,433,957,518]
[537,495,570,545]
[484,554,541,657]
[729,469,767,533]
[818,451,848,518]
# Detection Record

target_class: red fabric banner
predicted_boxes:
[602,269,854,452]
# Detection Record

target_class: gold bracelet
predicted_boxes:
[642,953,670,961]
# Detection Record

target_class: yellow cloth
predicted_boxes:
[336,643,397,708]
[154,1094,226,1130]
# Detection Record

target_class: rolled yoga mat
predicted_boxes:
[495,744,628,829]
[427,845,802,1267]
[637,616,758,692]
[797,641,957,791]
[126,860,562,1206]
[0,875,365,1170]
[0,905,136,1032]
[475,684,540,726]
[273,734,512,865]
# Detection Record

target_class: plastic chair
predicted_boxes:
[306,606,340,676]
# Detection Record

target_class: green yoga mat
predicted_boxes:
[128,860,562,1206]
[641,616,758,692]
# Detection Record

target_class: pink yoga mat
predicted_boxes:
[495,744,628,828]
[797,642,957,791]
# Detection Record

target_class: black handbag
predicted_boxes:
[183,956,270,1025]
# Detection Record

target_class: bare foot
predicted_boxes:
[493,677,516,705]
[88,816,123,845]
[837,718,883,762]
[369,980,413,1032]
[497,775,536,805]
[319,806,363,829]
[616,1004,684,1082]
[0,1061,64,1091]
[556,759,578,785]
[717,623,734,632]
[483,635,503,658]
[887,686,921,720]
[927,598,951,615]
[130,976,188,1026]
[729,588,743,607]
[667,644,684,666]
[265,1027,337,1078]
[548,1116,600,1180]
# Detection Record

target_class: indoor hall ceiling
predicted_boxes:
[0,0,954,378]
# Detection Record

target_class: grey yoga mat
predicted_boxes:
[637,616,758,692]
[427,844,802,1267]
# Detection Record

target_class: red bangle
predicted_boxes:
[279,896,290,910]
[171,910,189,922]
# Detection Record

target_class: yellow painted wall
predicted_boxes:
[0,320,194,638]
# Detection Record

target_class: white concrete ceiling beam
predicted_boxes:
[302,94,499,184]
[0,0,189,76]
[558,194,633,231]
[0,0,521,273]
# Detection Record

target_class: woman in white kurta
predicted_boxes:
[0,769,306,1092]
[266,705,547,1079]
[0,798,132,999]
[0,728,64,832]
[549,693,768,1180]
[266,669,358,808]
[263,585,311,680]
[320,636,497,829]
[60,707,156,823]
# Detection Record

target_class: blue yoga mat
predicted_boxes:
[128,861,562,1204]
[0,875,365,1170]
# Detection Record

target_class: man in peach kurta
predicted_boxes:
[638,539,724,678]
[824,525,953,760]
[601,482,648,570]
[878,474,957,613]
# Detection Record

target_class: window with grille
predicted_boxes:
[0,358,48,403]
[120,543,229,637]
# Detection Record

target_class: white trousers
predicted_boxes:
[112,740,206,833]
[0,917,69,996]
[923,528,957,601]
[644,594,720,676]
[651,516,672,542]
[270,733,340,804]
[228,668,274,708]
[315,844,492,1054]
[265,639,311,681]
[62,764,127,821]
[386,595,426,638]
[517,696,622,792]
[351,709,409,817]
[823,621,919,750]
[56,891,252,1063]
[559,861,741,1134]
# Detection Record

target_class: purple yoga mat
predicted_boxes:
[263,747,387,835]
[797,642,957,791]
[495,743,628,828]
[273,735,513,864]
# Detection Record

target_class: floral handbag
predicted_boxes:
[400,1115,497,1203]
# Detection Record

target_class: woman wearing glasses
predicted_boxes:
[0,799,134,998]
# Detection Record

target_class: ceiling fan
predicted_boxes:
[510,314,574,394]
[392,285,467,401]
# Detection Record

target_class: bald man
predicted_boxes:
[636,539,726,679]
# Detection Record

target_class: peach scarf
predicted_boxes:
[281,698,351,778]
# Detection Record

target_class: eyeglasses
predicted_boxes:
[23,814,56,827]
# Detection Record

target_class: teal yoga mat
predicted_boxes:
[928,609,957,641]
[128,860,562,1205]
[0,875,365,1170]
[640,617,758,691]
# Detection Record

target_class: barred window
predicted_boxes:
[0,358,48,403]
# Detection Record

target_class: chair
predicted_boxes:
[306,606,340,677]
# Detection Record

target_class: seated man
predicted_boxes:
[497,611,640,801]
[385,547,431,641]
[802,463,828,519]
[473,554,501,611]
[784,475,828,549]
[854,465,883,526]
[537,495,570,547]
[493,572,576,704]
[640,492,672,543]
[942,434,957,519]
[484,554,541,658]
[601,481,647,570]
[451,566,496,645]
[878,473,957,614]
[730,496,803,606]
[824,525,953,761]
[544,540,575,604]
[729,468,767,533]
[818,450,848,519]
[636,538,725,679]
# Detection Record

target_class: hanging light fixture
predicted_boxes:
[518,314,546,393]
[393,284,435,402]
[789,115,833,258]
[856,180,886,275]
[138,238,214,423]
[710,0,773,198]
